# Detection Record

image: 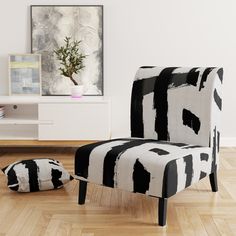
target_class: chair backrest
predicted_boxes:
[131,67,223,151]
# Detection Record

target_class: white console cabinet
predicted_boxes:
[0,96,111,141]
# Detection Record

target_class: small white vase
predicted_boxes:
[71,85,84,98]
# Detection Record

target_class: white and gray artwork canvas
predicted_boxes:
[31,6,103,95]
[10,55,41,95]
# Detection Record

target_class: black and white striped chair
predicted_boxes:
[74,67,223,226]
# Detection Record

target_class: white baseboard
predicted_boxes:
[221,137,236,147]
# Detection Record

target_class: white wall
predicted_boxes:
[0,0,236,145]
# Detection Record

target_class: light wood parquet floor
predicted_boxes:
[0,147,235,236]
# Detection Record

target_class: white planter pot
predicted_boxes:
[71,85,84,98]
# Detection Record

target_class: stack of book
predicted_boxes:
[0,106,5,119]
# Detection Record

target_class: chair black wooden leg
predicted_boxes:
[158,198,167,226]
[78,180,87,205]
[209,172,218,192]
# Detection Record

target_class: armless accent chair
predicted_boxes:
[74,67,223,226]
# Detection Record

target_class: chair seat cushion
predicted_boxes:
[75,138,212,198]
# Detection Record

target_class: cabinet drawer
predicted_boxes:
[38,103,110,140]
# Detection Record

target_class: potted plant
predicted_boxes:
[54,37,87,98]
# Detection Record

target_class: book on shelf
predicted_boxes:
[0,106,5,119]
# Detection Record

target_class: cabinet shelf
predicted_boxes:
[0,116,52,125]
[0,124,38,140]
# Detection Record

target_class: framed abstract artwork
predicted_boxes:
[31,5,103,96]
[9,54,41,96]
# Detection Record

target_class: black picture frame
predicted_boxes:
[30,5,104,96]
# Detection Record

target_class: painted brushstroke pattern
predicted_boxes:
[75,67,223,198]
[2,159,73,192]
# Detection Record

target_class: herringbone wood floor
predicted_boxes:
[0,147,235,236]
